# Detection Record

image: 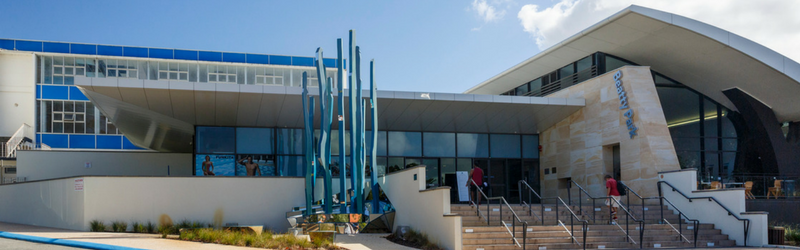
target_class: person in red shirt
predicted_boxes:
[467,164,484,206]
[605,175,621,220]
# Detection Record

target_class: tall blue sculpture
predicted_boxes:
[300,29,379,217]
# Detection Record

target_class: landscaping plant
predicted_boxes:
[179,228,340,249]
[111,221,128,232]
[89,220,106,232]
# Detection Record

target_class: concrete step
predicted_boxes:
[463,239,736,250]
[460,224,717,233]
[462,229,725,239]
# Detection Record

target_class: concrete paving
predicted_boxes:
[0,237,82,250]
[334,233,417,250]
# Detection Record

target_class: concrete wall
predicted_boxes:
[380,167,462,250]
[0,52,36,137]
[16,150,192,180]
[540,66,680,199]
[0,178,84,230]
[660,169,768,246]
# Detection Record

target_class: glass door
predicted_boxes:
[489,159,506,197]
[506,159,522,204]
[522,160,540,203]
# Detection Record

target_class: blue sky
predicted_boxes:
[0,0,545,93]
[2,0,796,93]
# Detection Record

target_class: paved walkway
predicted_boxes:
[0,237,82,250]
[0,222,414,250]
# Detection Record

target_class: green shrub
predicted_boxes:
[111,221,128,232]
[787,225,800,244]
[179,228,335,249]
[387,228,444,250]
[158,223,177,238]
[132,222,148,233]
[145,221,155,233]
[89,220,106,232]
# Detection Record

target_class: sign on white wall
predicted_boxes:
[74,178,84,191]
[457,171,469,201]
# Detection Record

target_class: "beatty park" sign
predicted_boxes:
[614,70,638,139]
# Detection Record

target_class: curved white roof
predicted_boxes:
[466,5,800,122]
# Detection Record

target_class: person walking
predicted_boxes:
[605,175,621,220]
[467,164,484,206]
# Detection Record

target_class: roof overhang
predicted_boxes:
[76,77,583,152]
[465,5,800,122]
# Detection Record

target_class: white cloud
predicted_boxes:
[517,0,800,62]
[472,0,507,23]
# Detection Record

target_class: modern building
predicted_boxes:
[0,4,796,249]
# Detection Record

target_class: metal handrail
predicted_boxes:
[619,181,699,247]
[658,181,750,246]
[469,179,526,248]
[568,180,644,248]
[518,180,544,224]
[5,124,33,158]
[519,180,588,250]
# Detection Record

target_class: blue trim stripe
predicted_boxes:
[69,86,89,101]
[122,136,143,150]
[41,134,68,148]
[97,135,123,149]
[2,38,338,67]
[123,47,148,58]
[0,231,148,250]
[69,134,96,149]
[41,85,69,99]
[43,42,69,53]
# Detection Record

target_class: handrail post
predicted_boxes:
[523,222,527,250]
[500,200,503,227]
[592,199,596,224]
[639,221,644,249]
[555,199,559,224]
[659,196,665,224]
[541,202,545,225]
[678,212,682,242]
[487,197,490,226]
[568,181,572,206]
[694,220,699,248]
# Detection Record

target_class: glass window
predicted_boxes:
[559,64,574,79]
[703,99,718,137]
[529,78,542,94]
[196,126,235,154]
[44,56,52,84]
[291,69,303,87]
[278,155,303,177]
[366,131,387,156]
[387,157,404,173]
[676,151,701,170]
[277,128,303,155]
[457,133,489,157]
[236,127,273,154]
[576,56,592,72]
[720,110,736,138]
[654,74,679,85]
[522,135,539,159]
[515,83,529,96]
[605,56,631,72]
[388,131,421,157]
[490,134,521,158]
[657,87,700,137]
[423,132,455,157]
[330,130,351,156]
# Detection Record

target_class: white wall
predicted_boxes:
[659,170,768,246]
[84,176,309,232]
[380,167,462,250]
[0,178,84,230]
[0,52,36,137]
[17,150,192,181]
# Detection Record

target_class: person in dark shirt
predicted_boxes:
[605,175,621,220]
[467,164,484,206]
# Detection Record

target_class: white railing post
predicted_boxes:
[5,123,33,158]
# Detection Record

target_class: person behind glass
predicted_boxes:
[202,155,215,176]
[467,164,484,206]
[604,174,620,220]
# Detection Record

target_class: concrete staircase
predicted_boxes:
[452,204,736,250]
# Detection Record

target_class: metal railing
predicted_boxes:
[4,123,34,158]
[470,179,527,248]
[523,66,598,97]
[519,180,588,250]
[619,182,700,247]
[658,181,750,246]
[1,177,27,184]
[567,180,644,248]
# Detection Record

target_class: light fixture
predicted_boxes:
[667,113,725,128]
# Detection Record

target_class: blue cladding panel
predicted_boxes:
[246,54,268,64]
[323,58,336,68]
[42,134,68,148]
[149,48,173,59]
[69,135,95,149]
[0,39,13,50]
[175,50,198,60]
[199,51,222,62]
[70,44,96,55]
[96,135,122,149]
[36,85,41,98]
[223,52,245,63]
[270,55,291,65]
[123,47,148,58]
[97,45,123,56]
[42,85,69,99]
[16,40,42,52]
[43,42,70,53]
[122,137,144,150]
[69,86,88,101]
[292,57,314,67]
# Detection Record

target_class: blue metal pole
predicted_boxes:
[369,59,379,214]
[355,45,364,214]
[315,48,333,214]
[302,72,313,216]
[336,39,347,208]
[348,30,358,213]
